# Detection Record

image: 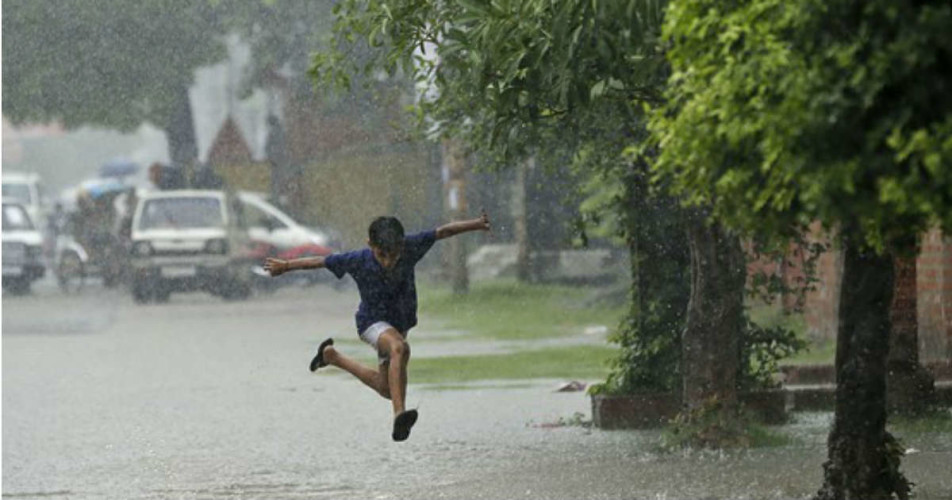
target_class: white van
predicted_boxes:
[129,190,252,303]
[2,172,47,230]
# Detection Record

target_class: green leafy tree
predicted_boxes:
[313,2,797,437]
[312,0,696,390]
[3,0,227,166]
[651,0,951,496]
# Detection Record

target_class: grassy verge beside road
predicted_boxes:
[418,279,626,341]
[410,345,616,385]
[399,279,625,384]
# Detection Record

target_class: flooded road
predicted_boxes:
[4,280,952,499]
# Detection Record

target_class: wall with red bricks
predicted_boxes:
[748,228,952,362]
[918,230,952,362]
[801,237,842,343]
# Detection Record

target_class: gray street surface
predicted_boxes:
[4,280,952,499]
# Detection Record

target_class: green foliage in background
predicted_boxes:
[738,318,807,391]
[650,0,952,250]
[311,0,667,161]
[592,311,807,395]
[3,0,225,132]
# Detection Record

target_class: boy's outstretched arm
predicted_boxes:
[264,256,326,277]
[435,211,491,240]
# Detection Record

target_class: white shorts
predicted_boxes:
[359,321,406,364]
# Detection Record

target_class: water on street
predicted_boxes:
[4,279,952,499]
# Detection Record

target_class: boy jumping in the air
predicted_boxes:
[263,213,491,441]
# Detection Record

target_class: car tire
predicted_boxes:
[154,285,171,303]
[3,277,31,295]
[131,276,155,304]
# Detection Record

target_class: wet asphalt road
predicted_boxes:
[4,279,952,499]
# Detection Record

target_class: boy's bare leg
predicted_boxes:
[322,346,391,399]
[376,330,410,415]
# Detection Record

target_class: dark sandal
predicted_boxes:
[392,409,418,442]
[309,338,334,372]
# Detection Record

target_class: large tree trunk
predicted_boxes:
[166,82,199,176]
[887,252,936,415]
[815,239,910,500]
[681,214,745,410]
[611,166,690,393]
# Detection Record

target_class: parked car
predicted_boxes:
[236,191,340,289]
[2,171,48,232]
[2,200,46,294]
[129,190,252,303]
[237,191,336,250]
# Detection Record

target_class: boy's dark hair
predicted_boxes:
[368,216,405,252]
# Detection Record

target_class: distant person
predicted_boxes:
[147,163,164,190]
[148,162,187,190]
[264,213,491,441]
[44,202,68,259]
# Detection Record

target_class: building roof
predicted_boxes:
[207,115,254,166]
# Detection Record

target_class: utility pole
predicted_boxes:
[513,157,531,282]
[442,138,469,294]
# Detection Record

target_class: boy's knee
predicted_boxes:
[390,340,410,360]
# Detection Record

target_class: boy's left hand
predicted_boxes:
[477,210,492,232]
[264,257,288,277]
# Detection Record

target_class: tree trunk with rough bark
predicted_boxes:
[607,166,690,394]
[681,214,745,411]
[815,239,910,500]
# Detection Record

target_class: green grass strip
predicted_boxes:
[418,279,625,341]
[408,345,616,384]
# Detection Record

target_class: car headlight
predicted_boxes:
[132,241,153,257]
[205,239,228,255]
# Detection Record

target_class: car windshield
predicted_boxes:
[2,183,33,205]
[2,204,35,230]
[138,197,223,230]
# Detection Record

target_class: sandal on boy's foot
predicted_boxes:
[392,409,418,442]
[309,338,334,372]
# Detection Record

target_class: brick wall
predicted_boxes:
[745,224,843,342]
[801,233,842,343]
[918,229,952,362]
[791,228,952,361]
[745,223,952,364]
